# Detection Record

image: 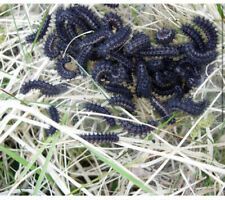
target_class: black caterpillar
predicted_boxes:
[46,106,60,136]
[150,96,175,124]
[55,56,76,79]
[97,26,131,56]
[139,46,179,57]
[69,5,101,30]
[183,43,217,64]
[165,97,208,116]
[20,80,68,96]
[103,83,133,99]
[91,60,114,84]
[147,59,165,73]
[78,29,113,50]
[109,96,135,113]
[26,14,51,43]
[136,59,152,98]
[76,45,93,75]
[124,32,151,55]
[84,102,116,127]
[103,4,119,9]
[193,16,218,51]
[119,116,158,135]
[44,34,60,59]
[101,12,123,31]
[181,24,205,51]
[155,28,175,45]
[108,52,134,71]
[79,132,119,143]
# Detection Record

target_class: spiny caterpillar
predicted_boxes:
[55,56,76,79]
[84,102,116,127]
[44,34,60,59]
[79,132,119,143]
[155,28,175,45]
[119,115,158,135]
[20,80,68,96]
[46,106,60,136]
[109,96,135,113]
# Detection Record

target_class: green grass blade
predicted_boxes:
[17,137,52,183]
[216,4,225,19]
[9,4,26,58]
[32,112,68,195]
[30,7,50,54]
[32,131,60,195]
[0,145,53,182]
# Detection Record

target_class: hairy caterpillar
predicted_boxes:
[109,96,135,113]
[155,28,175,45]
[79,132,119,143]
[84,103,116,127]
[55,56,76,79]
[44,34,60,59]
[20,80,68,96]
[46,106,60,136]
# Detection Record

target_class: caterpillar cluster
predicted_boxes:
[23,4,218,140]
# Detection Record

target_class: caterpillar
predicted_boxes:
[108,66,130,84]
[108,52,134,71]
[55,7,71,43]
[153,71,170,87]
[91,60,114,84]
[76,45,93,76]
[139,46,179,57]
[119,116,158,135]
[101,12,123,31]
[152,83,176,96]
[26,14,51,43]
[155,28,175,45]
[84,103,116,127]
[103,4,119,9]
[55,39,78,59]
[124,32,151,55]
[109,96,135,113]
[103,83,133,99]
[46,106,60,136]
[166,97,208,116]
[78,29,113,50]
[146,59,165,73]
[181,24,205,51]
[193,16,218,51]
[135,59,152,98]
[66,23,82,47]
[68,5,101,30]
[163,58,177,71]
[44,34,60,59]
[150,96,175,124]
[57,8,89,32]
[183,43,217,64]
[79,132,119,143]
[55,56,76,79]
[97,26,131,56]
[175,58,200,78]
[20,80,68,96]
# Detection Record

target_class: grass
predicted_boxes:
[0,3,224,196]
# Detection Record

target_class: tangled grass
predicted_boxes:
[0,4,224,196]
